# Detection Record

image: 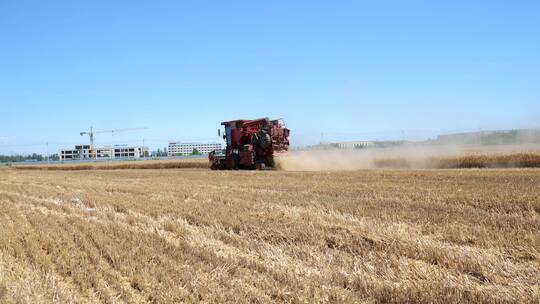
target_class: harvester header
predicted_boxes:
[209,118,290,170]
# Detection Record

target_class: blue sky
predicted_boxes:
[1,0,539,154]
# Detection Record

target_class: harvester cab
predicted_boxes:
[209,118,290,170]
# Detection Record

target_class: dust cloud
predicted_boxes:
[276,143,540,171]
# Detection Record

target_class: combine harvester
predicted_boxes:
[209,118,290,170]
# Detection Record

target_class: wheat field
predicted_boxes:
[11,152,540,172]
[12,159,208,171]
[0,167,539,303]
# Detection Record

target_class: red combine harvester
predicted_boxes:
[209,118,290,170]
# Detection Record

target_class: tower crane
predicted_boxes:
[80,126,148,151]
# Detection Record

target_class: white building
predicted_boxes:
[168,142,221,156]
[60,145,149,161]
[334,141,375,149]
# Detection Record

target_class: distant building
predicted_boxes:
[435,129,540,145]
[293,140,377,151]
[60,145,149,161]
[168,142,221,156]
[334,141,375,149]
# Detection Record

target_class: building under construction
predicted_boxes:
[58,126,149,161]
[60,145,149,161]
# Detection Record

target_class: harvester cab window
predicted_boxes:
[225,127,232,146]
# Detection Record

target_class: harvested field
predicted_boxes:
[0,168,539,303]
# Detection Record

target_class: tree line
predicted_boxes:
[0,153,60,163]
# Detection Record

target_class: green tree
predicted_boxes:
[191,148,201,155]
